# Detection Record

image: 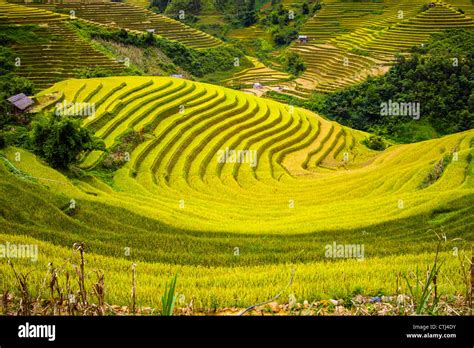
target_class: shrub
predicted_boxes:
[273,28,298,46]
[363,135,386,151]
[3,126,31,149]
[31,115,105,169]
[302,2,310,15]
[286,52,306,76]
[75,67,115,79]
[73,21,248,77]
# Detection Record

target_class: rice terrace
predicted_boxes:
[0,0,473,318]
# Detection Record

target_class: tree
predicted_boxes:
[313,1,322,13]
[236,0,256,27]
[286,52,306,75]
[302,2,310,15]
[150,0,170,12]
[363,135,386,151]
[31,115,105,169]
[273,28,298,45]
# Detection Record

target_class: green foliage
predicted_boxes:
[262,4,290,27]
[404,244,442,314]
[161,275,178,316]
[302,2,310,15]
[258,1,317,46]
[419,154,452,188]
[221,0,257,27]
[319,30,474,143]
[362,135,386,151]
[0,25,46,46]
[2,126,32,149]
[100,129,144,170]
[266,90,324,111]
[0,133,5,149]
[0,46,35,126]
[285,52,306,76]
[165,0,202,16]
[197,23,230,41]
[350,47,370,57]
[312,0,322,13]
[73,22,248,78]
[262,4,299,45]
[0,46,15,75]
[31,115,105,169]
[149,0,170,13]
[75,67,116,79]
[273,27,298,46]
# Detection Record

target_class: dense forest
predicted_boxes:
[320,30,473,142]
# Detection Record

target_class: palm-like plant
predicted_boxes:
[161,275,178,316]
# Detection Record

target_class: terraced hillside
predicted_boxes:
[37,77,473,231]
[222,57,290,89]
[279,0,474,97]
[0,1,125,90]
[1,76,472,307]
[22,1,222,49]
[228,25,271,41]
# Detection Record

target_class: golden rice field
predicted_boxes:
[0,76,473,309]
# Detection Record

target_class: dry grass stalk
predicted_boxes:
[92,270,105,315]
[73,242,87,307]
[131,263,136,315]
[8,259,31,316]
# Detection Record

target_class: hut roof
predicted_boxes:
[7,93,34,111]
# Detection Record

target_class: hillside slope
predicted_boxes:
[19,76,474,234]
[23,1,222,49]
[0,2,125,90]
[276,0,474,97]
[0,76,472,308]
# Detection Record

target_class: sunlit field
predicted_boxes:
[0,0,473,316]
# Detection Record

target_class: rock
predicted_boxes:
[303,300,309,308]
[369,296,381,303]
[329,299,338,306]
[353,294,365,304]
[396,294,406,305]
[267,301,279,313]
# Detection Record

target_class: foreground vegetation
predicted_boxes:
[0,232,471,313]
